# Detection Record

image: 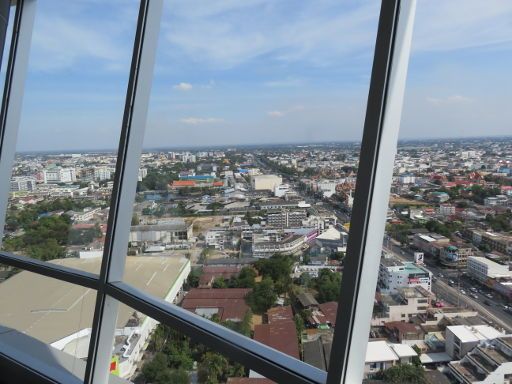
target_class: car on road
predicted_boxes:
[484,300,491,306]
[486,293,494,299]
[460,289,466,295]
[470,287,477,292]
[502,305,509,311]
[470,293,478,299]
[438,273,444,278]
[449,280,456,287]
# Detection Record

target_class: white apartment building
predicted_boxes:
[372,286,431,325]
[10,176,37,192]
[467,256,512,283]
[93,167,111,181]
[251,174,282,191]
[449,335,512,384]
[364,341,417,377]
[378,256,432,294]
[316,180,338,198]
[43,167,76,184]
[445,325,503,360]
[138,168,148,181]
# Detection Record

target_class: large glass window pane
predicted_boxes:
[361,1,512,383]
[0,263,96,380]
[119,0,380,377]
[1,1,140,274]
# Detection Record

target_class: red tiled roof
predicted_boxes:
[267,305,293,324]
[199,266,243,286]
[254,320,300,360]
[172,180,196,187]
[318,302,338,326]
[181,288,251,322]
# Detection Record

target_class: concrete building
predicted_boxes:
[251,174,282,191]
[252,232,306,258]
[129,219,193,245]
[378,256,432,294]
[10,176,37,192]
[439,244,474,268]
[445,325,503,360]
[372,286,432,325]
[364,341,417,377]
[0,256,191,379]
[467,256,512,283]
[466,230,512,256]
[43,167,76,184]
[315,226,348,252]
[449,335,512,384]
[266,210,307,228]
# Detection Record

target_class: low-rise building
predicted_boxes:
[129,219,193,245]
[10,176,37,192]
[449,335,512,383]
[445,325,504,360]
[467,256,512,284]
[439,244,474,268]
[378,256,432,294]
[251,174,282,191]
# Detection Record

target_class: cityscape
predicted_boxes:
[1,136,512,383]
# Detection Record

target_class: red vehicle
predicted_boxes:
[434,300,445,308]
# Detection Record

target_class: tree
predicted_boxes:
[382,364,426,384]
[236,267,257,288]
[154,369,190,384]
[313,269,342,303]
[197,352,229,384]
[246,277,277,314]
[254,254,294,294]
[131,214,140,226]
[141,352,168,382]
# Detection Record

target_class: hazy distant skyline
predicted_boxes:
[7,0,512,151]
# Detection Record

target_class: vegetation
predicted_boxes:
[380,364,426,384]
[246,277,277,314]
[311,269,342,303]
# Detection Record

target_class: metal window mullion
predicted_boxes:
[0,0,36,244]
[326,1,417,383]
[84,1,163,383]
[0,251,99,288]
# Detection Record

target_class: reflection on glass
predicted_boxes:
[0,263,95,380]
[1,1,139,273]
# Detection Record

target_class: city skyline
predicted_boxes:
[5,0,512,151]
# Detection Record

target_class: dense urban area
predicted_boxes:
[2,137,512,384]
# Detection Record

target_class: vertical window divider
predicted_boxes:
[326,1,417,383]
[83,1,163,383]
[0,0,36,244]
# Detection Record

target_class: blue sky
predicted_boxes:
[9,0,512,151]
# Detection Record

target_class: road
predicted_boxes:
[383,241,512,332]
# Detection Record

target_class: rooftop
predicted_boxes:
[0,256,189,345]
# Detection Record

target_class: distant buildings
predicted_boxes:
[129,219,193,245]
[43,166,76,183]
[251,174,282,191]
[10,176,37,192]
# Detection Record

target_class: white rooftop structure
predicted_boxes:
[448,325,503,343]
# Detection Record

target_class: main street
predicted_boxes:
[383,241,512,332]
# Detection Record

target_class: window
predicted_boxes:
[0,1,420,384]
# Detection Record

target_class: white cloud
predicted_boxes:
[163,1,380,69]
[414,0,512,52]
[267,105,304,118]
[264,77,303,88]
[180,117,224,125]
[267,111,285,118]
[173,82,193,91]
[426,95,474,106]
